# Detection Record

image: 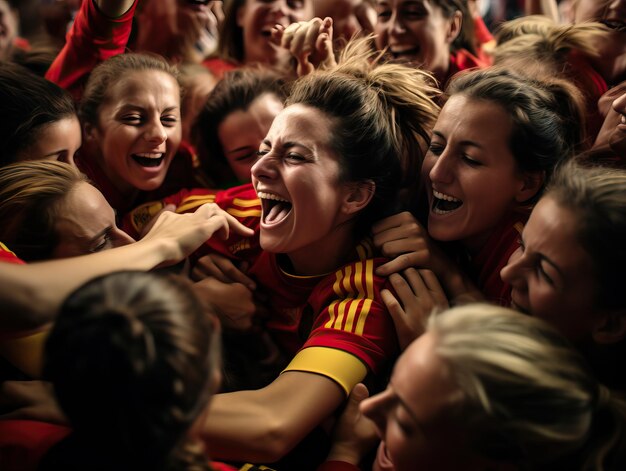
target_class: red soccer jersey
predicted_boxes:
[0,242,25,265]
[126,184,399,393]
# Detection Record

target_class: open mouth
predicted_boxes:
[600,19,626,32]
[257,191,292,225]
[389,46,420,59]
[132,152,164,168]
[431,189,462,215]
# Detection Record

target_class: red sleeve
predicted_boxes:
[122,184,260,259]
[0,420,71,471]
[45,0,137,100]
[0,242,25,265]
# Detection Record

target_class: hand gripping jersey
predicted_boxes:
[126,184,399,394]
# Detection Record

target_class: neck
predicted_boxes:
[286,223,357,276]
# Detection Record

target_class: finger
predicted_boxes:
[402,268,429,298]
[346,383,369,419]
[371,211,416,235]
[376,251,426,277]
[222,210,255,238]
[418,269,449,308]
[192,257,229,283]
[377,237,425,260]
[214,256,256,290]
[372,224,422,249]
[270,24,286,46]
[381,288,418,350]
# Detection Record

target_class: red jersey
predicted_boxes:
[0,242,25,265]
[126,184,399,394]
[45,0,137,100]
[202,56,239,81]
[471,211,528,306]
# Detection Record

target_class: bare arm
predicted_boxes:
[1,204,253,330]
[198,371,345,463]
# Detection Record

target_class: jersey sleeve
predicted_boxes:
[283,258,399,395]
[45,0,137,99]
[122,184,261,260]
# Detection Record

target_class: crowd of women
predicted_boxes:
[0,0,625,469]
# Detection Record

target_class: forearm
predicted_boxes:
[199,371,344,463]
[0,238,174,330]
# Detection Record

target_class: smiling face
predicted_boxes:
[218,92,284,182]
[314,0,377,40]
[52,181,134,258]
[18,116,82,166]
[361,333,481,471]
[608,85,626,155]
[251,104,358,273]
[374,0,458,80]
[422,95,531,252]
[87,70,182,194]
[574,0,626,83]
[500,196,600,343]
[236,0,313,65]
[0,0,17,61]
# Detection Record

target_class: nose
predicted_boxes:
[251,151,278,181]
[427,150,454,186]
[390,11,406,35]
[112,227,136,247]
[500,246,526,288]
[612,90,626,115]
[360,388,393,437]
[144,119,167,144]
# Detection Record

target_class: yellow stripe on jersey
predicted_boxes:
[282,346,368,396]
[176,195,216,214]
[0,241,16,255]
[226,208,262,218]
[130,201,165,233]
[325,260,375,335]
[233,197,261,208]
[178,194,218,202]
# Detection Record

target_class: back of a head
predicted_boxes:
[429,303,626,470]
[447,67,586,199]
[546,161,626,312]
[286,39,440,235]
[0,62,76,166]
[0,160,85,262]
[44,271,217,470]
[494,16,605,78]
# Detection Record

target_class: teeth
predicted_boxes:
[257,191,290,203]
[433,189,461,203]
[134,153,163,159]
[621,115,626,124]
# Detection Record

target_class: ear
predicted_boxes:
[82,122,97,142]
[514,171,545,203]
[236,4,247,28]
[341,180,376,216]
[445,10,463,45]
[592,311,626,345]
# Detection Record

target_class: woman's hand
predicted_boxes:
[272,17,337,76]
[382,268,449,350]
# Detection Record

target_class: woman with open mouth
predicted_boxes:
[373,68,586,306]
[372,0,489,87]
[126,42,440,467]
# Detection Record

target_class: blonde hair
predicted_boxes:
[287,39,440,235]
[494,16,605,77]
[0,160,87,261]
[429,304,626,470]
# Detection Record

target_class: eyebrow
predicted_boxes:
[261,140,312,152]
[432,131,484,149]
[520,235,566,279]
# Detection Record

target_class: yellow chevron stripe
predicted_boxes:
[325,300,339,328]
[0,241,15,254]
[333,299,348,330]
[365,259,374,299]
[226,208,262,218]
[355,298,373,335]
[332,269,343,297]
[344,298,361,333]
[176,196,216,213]
[233,197,261,208]
[341,265,352,294]
[179,194,217,202]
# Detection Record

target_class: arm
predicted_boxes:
[1,204,253,330]
[199,370,345,463]
[45,0,138,98]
